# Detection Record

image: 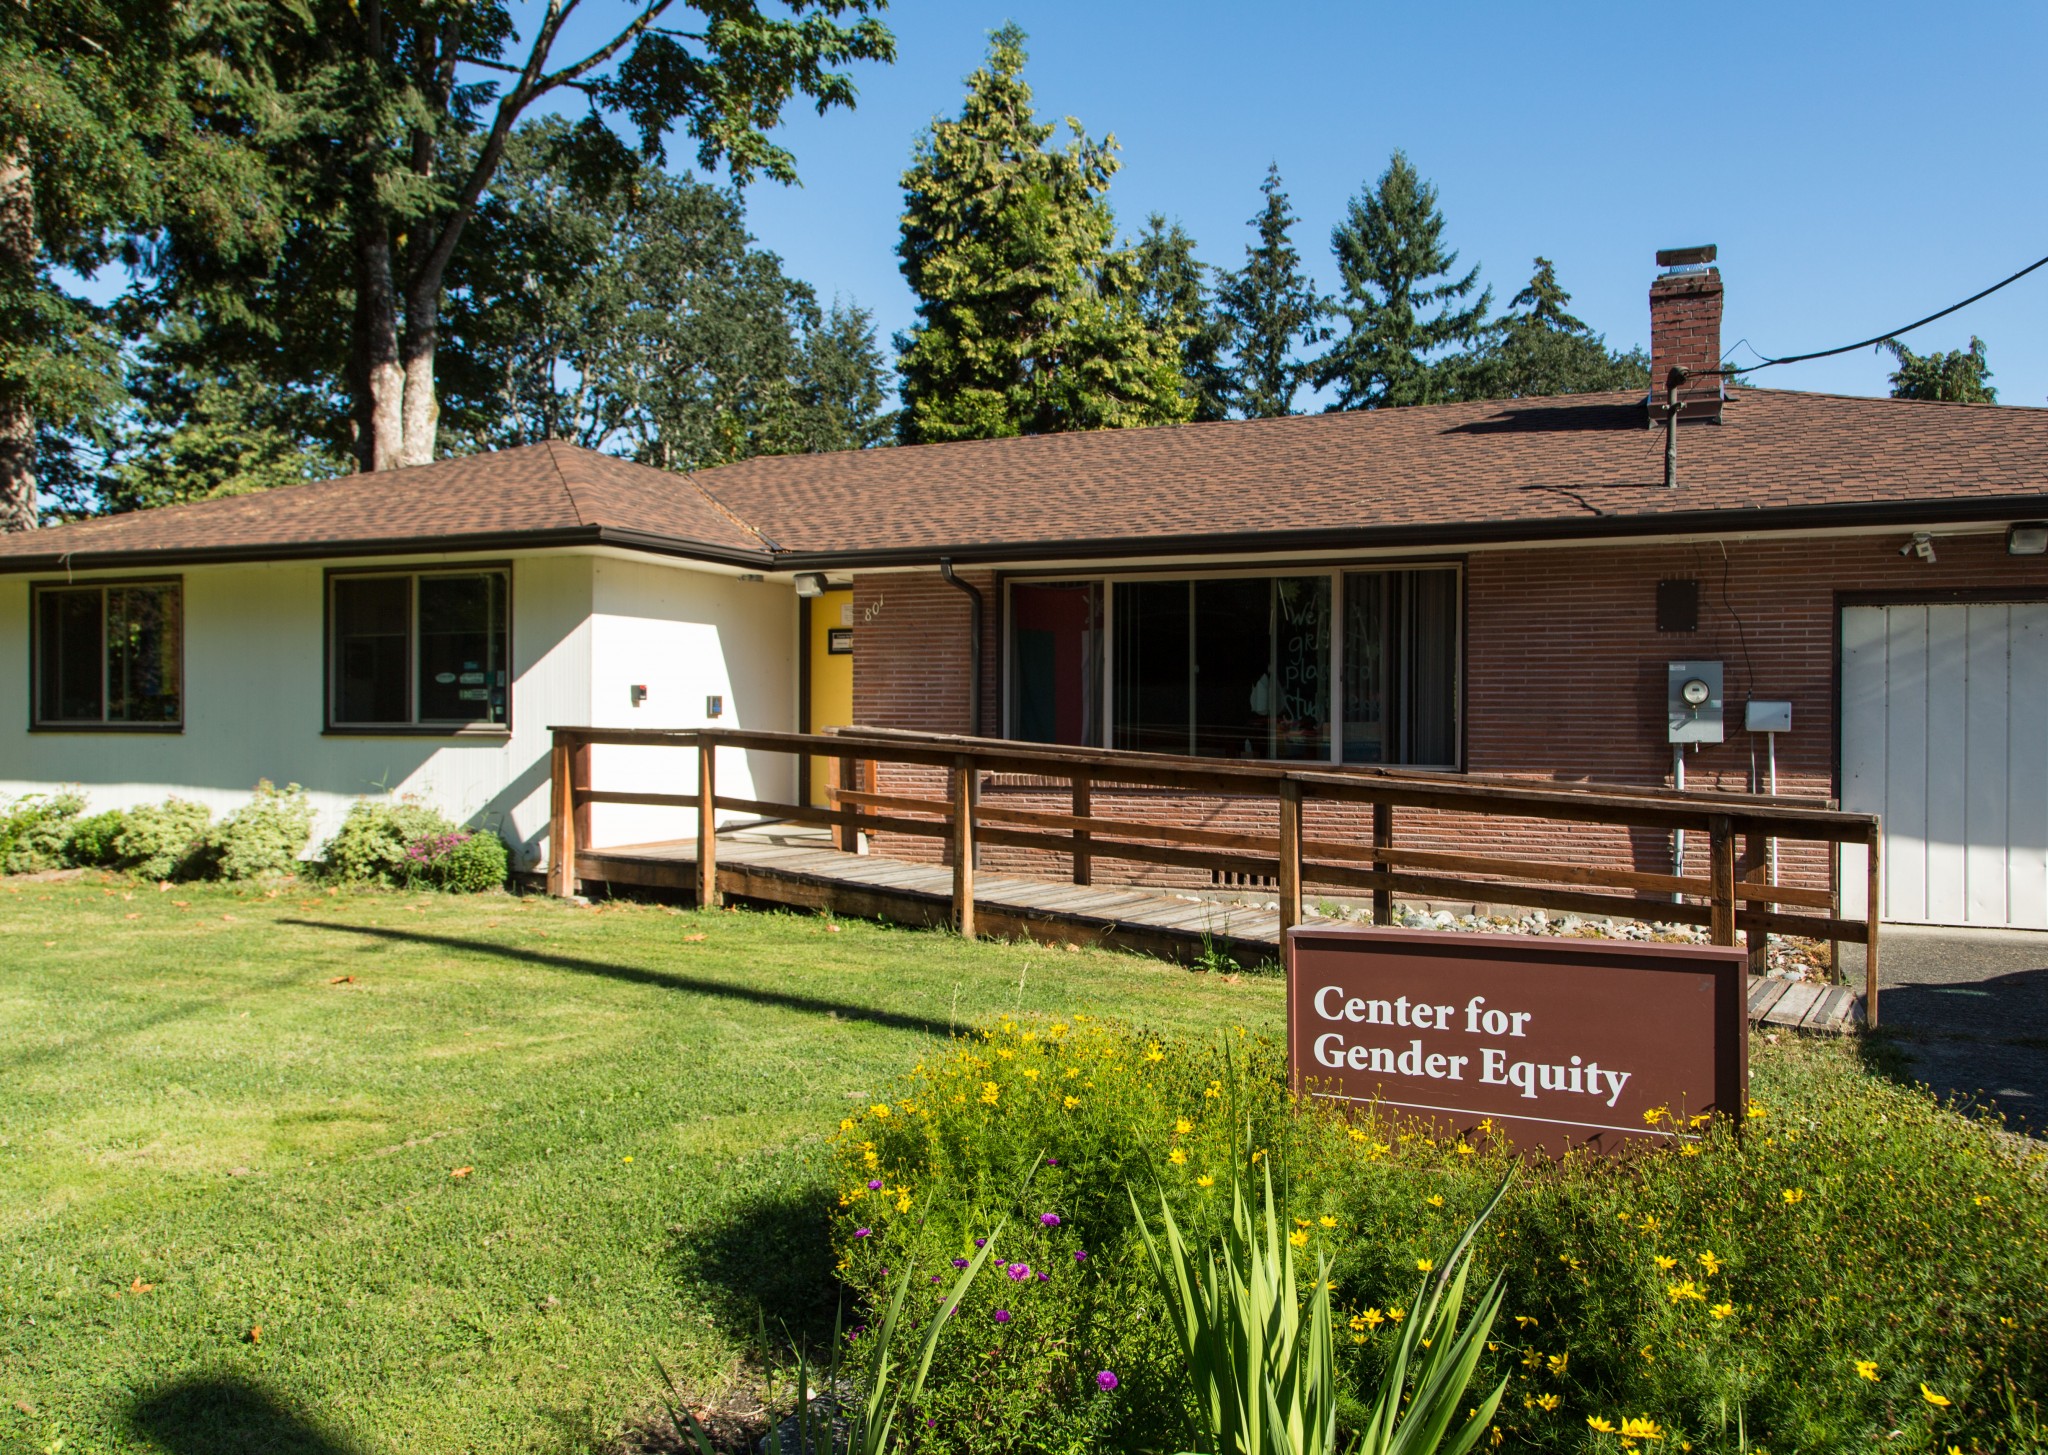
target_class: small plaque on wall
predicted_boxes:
[827,627,853,655]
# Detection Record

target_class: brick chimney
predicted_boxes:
[1649,245,1723,422]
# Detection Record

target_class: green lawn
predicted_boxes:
[0,877,1280,1455]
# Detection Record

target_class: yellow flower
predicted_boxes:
[1386,1306,1406,1323]
[1289,1230,1309,1248]
[870,1104,891,1118]
[1853,1360,1879,1382]
[1919,1384,1951,1408]
[1587,1416,1616,1433]
[1319,1215,1337,1229]
[1022,1067,1040,1080]
[1680,1144,1701,1158]
[1063,1095,1080,1110]
[1416,1258,1434,1272]
[1781,1188,1806,1205]
[1642,1105,1669,1127]
[1665,1280,1705,1303]
[1169,1148,1188,1166]
[1710,1302,1734,1320]
[1547,1352,1569,1377]
[1973,1194,1992,1207]
[1196,1174,1215,1188]
[980,1082,1000,1105]
[839,1118,855,1132]
[1653,1255,1678,1271]
[1513,1314,1538,1328]
[1174,1117,1193,1135]
[1145,1044,1164,1062]
[1425,1194,1445,1208]
[895,1196,912,1213]
[1348,1127,1367,1142]
[1620,1416,1665,1440]
[1204,1080,1222,1099]
[1455,1141,1476,1156]
[1535,1393,1561,1412]
[1358,1308,1385,1328]
[1746,1102,1769,1120]
[1520,1349,1543,1370]
[1696,1251,1723,1275]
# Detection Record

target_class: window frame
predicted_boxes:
[28,575,186,733]
[998,559,1465,770]
[322,563,514,737]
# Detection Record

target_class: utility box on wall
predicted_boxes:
[1667,661,1724,744]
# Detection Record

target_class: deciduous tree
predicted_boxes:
[1883,335,1996,404]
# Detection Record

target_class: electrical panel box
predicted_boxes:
[1744,699,1792,734]
[1667,661,1724,744]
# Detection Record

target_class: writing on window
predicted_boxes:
[34,581,182,728]
[329,570,509,729]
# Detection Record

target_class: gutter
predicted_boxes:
[937,558,985,735]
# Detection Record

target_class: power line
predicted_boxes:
[1727,249,2048,371]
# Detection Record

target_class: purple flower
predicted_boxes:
[1037,1271,1050,1282]
[1039,1213,1060,1227]
[951,1257,968,1268]
[1006,1263,1031,1281]
[1073,1249,1088,1262]
[1045,1156,1059,1166]
[929,1275,942,1284]
[867,1179,883,1190]
[1096,1371,1119,1393]
[854,1227,871,1238]
[974,1237,986,1248]
[992,1309,1011,1324]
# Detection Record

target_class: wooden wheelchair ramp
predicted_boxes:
[573,829,1862,1035]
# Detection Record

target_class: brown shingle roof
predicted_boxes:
[691,388,2048,560]
[4,389,2045,573]
[0,440,770,570]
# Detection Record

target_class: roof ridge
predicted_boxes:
[680,466,781,552]
[541,440,591,527]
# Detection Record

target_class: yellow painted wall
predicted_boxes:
[807,589,854,805]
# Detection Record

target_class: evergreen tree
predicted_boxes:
[1212,164,1325,418]
[894,25,1190,443]
[1461,257,1648,400]
[1129,215,1231,422]
[1314,150,1489,410]
[1883,335,1996,403]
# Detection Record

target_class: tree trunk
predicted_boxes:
[398,284,439,466]
[0,145,38,530]
[353,218,406,473]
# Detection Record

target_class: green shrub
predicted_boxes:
[321,798,457,884]
[64,809,131,868]
[831,1018,2048,1455]
[0,791,86,874]
[205,781,315,880]
[404,828,508,893]
[112,799,213,881]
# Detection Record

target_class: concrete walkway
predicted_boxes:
[1845,925,2048,1135]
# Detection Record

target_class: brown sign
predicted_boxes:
[1286,926,1747,1156]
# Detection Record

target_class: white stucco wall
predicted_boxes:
[584,556,798,847]
[0,551,594,868]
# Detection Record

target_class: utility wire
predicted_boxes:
[1727,249,2048,371]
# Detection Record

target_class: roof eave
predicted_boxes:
[761,493,2048,570]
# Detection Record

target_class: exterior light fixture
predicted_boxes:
[793,572,827,597]
[2009,522,2048,556]
[1898,531,1937,564]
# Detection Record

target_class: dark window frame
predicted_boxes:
[322,564,514,736]
[28,576,186,733]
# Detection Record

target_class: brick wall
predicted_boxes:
[848,532,2048,899]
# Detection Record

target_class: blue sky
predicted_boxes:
[647,0,2048,407]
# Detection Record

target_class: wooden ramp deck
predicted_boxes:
[574,830,1864,1035]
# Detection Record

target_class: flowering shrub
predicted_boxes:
[403,827,508,892]
[831,1017,2048,1453]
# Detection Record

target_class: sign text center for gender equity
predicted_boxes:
[1307,986,1634,1109]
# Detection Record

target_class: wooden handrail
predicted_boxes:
[545,723,1884,1024]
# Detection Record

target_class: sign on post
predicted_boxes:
[1286,926,1747,1156]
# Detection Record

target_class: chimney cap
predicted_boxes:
[1656,244,1718,268]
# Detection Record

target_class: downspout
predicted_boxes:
[1663,366,1686,488]
[938,558,984,736]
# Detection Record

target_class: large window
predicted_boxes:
[32,580,182,728]
[1006,566,1458,766]
[328,569,509,731]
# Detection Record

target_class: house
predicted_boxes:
[4,250,2046,927]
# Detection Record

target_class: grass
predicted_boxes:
[0,876,1280,1455]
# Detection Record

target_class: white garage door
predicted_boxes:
[1841,602,2048,928]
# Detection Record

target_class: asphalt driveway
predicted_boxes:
[1844,924,2048,1136]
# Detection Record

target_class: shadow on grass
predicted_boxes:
[668,1164,842,1350]
[281,920,954,1039]
[127,1374,361,1455]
